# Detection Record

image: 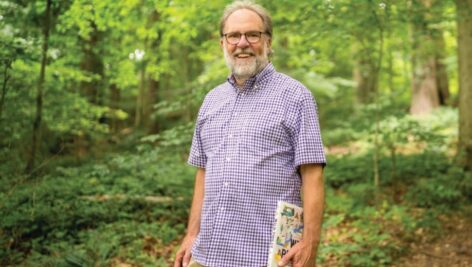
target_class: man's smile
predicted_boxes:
[234,51,255,59]
[236,54,251,58]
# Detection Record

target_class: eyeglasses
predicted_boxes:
[222,31,269,45]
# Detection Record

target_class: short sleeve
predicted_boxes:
[292,96,326,169]
[187,110,207,168]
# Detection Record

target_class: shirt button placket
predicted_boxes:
[212,90,240,255]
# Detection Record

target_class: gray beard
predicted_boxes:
[223,45,269,82]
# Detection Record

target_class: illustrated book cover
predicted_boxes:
[267,201,304,267]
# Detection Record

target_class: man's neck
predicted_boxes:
[232,62,269,88]
[234,76,250,88]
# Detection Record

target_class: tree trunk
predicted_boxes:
[146,77,160,133]
[353,53,378,104]
[434,35,450,105]
[25,0,52,174]
[0,59,12,124]
[410,0,449,114]
[143,10,161,132]
[134,64,146,128]
[109,83,121,133]
[387,44,394,93]
[80,23,104,105]
[410,57,440,114]
[456,0,472,170]
[76,23,104,157]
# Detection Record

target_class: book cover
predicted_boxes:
[267,201,304,267]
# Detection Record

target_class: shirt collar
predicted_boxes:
[227,62,276,92]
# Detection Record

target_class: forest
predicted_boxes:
[1,0,471,266]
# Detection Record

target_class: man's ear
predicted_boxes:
[220,38,224,48]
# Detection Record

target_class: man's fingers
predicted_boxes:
[182,250,192,267]
[278,248,296,266]
[174,249,185,267]
[173,255,182,267]
[292,257,306,267]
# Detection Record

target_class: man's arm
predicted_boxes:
[279,163,324,267]
[174,167,205,267]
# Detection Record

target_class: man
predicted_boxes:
[174,1,326,267]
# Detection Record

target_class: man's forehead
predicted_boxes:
[224,8,264,32]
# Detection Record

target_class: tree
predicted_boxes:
[456,0,472,170]
[25,0,52,174]
[0,52,13,123]
[409,0,450,115]
[79,23,104,105]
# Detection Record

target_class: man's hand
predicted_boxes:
[175,168,205,267]
[173,235,196,267]
[278,239,318,267]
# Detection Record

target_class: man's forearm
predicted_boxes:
[300,164,324,246]
[186,168,205,237]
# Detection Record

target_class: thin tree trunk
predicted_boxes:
[135,64,146,128]
[76,24,104,157]
[26,0,52,174]
[387,45,394,93]
[180,46,192,122]
[390,148,397,180]
[369,3,385,193]
[143,11,161,132]
[147,77,160,133]
[0,59,12,123]
[109,83,121,133]
[456,0,472,170]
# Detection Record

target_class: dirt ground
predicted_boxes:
[393,210,472,267]
[163,209,472,267]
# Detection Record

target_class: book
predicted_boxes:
[267,201,304,267]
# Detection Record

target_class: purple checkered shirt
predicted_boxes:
[188,63,326,267]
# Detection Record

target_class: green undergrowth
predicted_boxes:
[1,128,471,266]
[316,149,471,267]
[0,147,194,266]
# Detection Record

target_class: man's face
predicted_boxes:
[221,9,272,80]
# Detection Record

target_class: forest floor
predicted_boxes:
[163,209,472,267]
[393,208,472,267]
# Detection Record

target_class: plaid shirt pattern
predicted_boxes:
[188,63,326,267]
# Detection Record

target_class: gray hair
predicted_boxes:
[219,0,273,38]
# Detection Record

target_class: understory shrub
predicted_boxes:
[0,147,194,266]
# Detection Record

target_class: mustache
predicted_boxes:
[233,49,255,57]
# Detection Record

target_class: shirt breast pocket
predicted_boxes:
[200,113,226,157]
[243,108,290,154]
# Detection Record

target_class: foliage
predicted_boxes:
[0,147,194,265]
[406,167,472,210]
[320,189,418,267]
[0,0,468,266]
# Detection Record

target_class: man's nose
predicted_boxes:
[236,34,250,48]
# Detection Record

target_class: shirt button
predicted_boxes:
[226,157,231,162]
[234,112,238,116]
[229,134,233,138]
[220,207,225,211]
[224,182,229,187]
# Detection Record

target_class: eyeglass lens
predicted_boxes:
[226,31,262,44]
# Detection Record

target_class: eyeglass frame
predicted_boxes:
[222,31,271,45]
